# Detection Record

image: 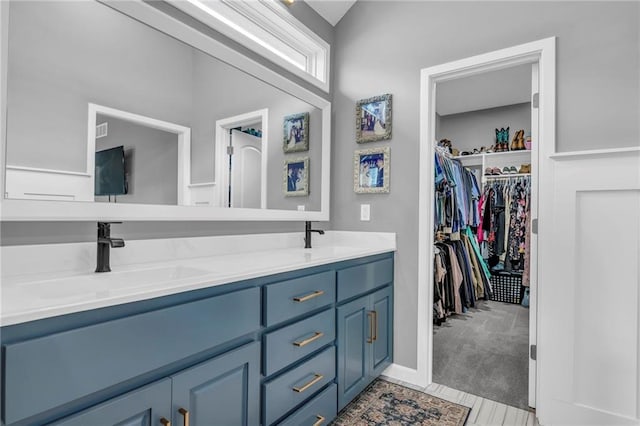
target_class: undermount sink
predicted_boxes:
[22,266,213,300]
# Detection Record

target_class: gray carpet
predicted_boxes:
[433,299,530,410]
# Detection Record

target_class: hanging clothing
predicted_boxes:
[480,176,531,273]
[434,149,481,232]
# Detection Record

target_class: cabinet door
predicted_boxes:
[171,342,260,426]
[370,286,393,378]
[50,379,171,426]
[336,296,370,411]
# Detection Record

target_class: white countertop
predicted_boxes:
[1,231,395,326]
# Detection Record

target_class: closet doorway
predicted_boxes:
[417,38,556,413]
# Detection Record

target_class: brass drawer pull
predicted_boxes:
[178,408,189,426]
[313,414,326,426]
[372,310,378,342]
[293,331,324,347]
[293,290,324,302]
[367,311,374,343]
[292,374,324,393]
[160,418,171,426]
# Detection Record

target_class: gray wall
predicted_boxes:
[95,115,179,205]
[437,103,531,152]
[6,1,193,172]
[331,1,639,369]
[2,0,334,245]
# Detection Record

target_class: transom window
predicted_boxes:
[172,0,330,92]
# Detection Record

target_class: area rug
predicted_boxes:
[332,379,470,426]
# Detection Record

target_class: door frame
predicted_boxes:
[89,103,192,205]
[415,38,556,410]
[215,109,269,209]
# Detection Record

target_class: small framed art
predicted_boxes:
[283,157,309,196]
[354,147,390,194]
[356,93,392,143]
[283,112,309,153]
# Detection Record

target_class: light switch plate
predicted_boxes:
[360,204,370,221]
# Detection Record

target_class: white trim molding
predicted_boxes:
[215,109,269,209]
[417,37,556,417]
[4,166,93,201]
[168,0,330,92]
[88,103,192,206]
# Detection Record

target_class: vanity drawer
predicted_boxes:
[264,270,335,326]
[277,383,337,426]
[263,346,336,426]
[337,257,393,302]
[3,287,260,425]
[264,308,335,376]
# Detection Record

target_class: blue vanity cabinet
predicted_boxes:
[49,379,172,426]
[2,286,261,426]
[336,258,394,411]
[50,342,260,426]
[261,269,338,426]
[170,342,260,426]
[1,252,394,426]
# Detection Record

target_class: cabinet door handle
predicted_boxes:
[178,408,189,426]
[292,374,324,393]
[293,331,324,347]
[372,310,378,342]
[313,414,326,426]
[293,290,324,302]
[367,311,374,343]
[160,418,171,426]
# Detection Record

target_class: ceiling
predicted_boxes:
[436,64,532,116]
[305,0,357,26]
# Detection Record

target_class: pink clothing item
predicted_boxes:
[477,195,485,243]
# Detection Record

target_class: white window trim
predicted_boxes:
[170,0,330,92]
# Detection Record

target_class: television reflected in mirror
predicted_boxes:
[95,146,127,199]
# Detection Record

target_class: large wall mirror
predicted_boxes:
[0,0,330,221]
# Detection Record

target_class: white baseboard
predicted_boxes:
[382,363,426,388]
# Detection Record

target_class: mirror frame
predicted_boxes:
[0,0,331,221]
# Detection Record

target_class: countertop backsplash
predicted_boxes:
[1,231,396,279]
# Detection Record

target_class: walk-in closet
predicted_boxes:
[430,63,538,410]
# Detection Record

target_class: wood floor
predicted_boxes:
[382,377,540,426]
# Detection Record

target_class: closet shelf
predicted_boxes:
[454,150,531,160]
[483,173,531,180]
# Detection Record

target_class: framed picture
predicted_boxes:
[356,93,392,143]
[283,157,309,196]
[354,147,390,193]
[283,112,309,153]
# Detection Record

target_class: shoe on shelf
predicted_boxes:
[484,167,493,176]
[451,148,460,156]
[511,129,524,151]
[509,166,518,174]
[518,163,531,173]
[491,167,502,175]
[502,166,511,174]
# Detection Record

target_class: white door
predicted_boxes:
[537,149,640,425]
[230,129,262,209]
[528,62,539,409]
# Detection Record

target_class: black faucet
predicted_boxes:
[96,222,125,273]
[304,221,325,249]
